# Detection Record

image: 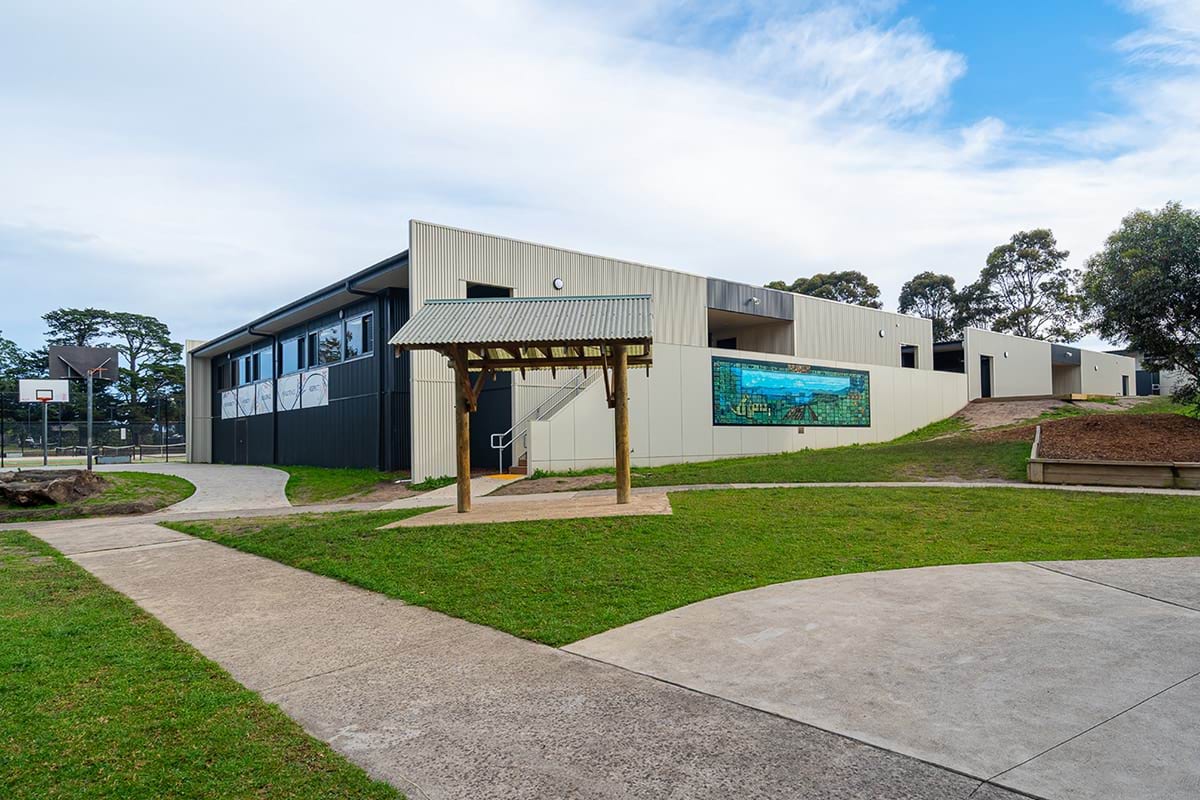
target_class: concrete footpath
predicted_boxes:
[567,559,1200,800]
[28,516,1023,800]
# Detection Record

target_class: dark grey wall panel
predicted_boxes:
[706,278,794,320]
[207,289,411,471]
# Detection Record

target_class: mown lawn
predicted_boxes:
[538,432,1032,489]
[279,465,407,504]
[0,473,195,523]
[0,529,400,800]
[168,487,1200,647]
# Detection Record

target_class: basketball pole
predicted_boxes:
[86,368,94,471]
[41,399,49,467]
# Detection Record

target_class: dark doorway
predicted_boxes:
[980,355,993,398]
[715,337,737,350]
[1122,375,1130,396]
[234,419,249,464]
[466,283,514,471]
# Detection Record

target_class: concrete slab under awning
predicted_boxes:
[378,492,672,528]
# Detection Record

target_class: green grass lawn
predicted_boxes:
[0,473,195,523]
[279,465,408,504]
[538,433,1032,489]
[0,529,399,800]
[168,487,1200,647]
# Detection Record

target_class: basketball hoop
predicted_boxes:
[35,389,54,403]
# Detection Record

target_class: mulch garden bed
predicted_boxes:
[1031,414,1200,462]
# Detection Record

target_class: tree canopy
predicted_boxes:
[969,229,1083,341]
[1083,201,1200,402]
[3,309,186,433]
[43,308,112,347]
[767,270,883,309]
[898,272,957,341]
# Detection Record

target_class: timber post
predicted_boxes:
[612,343,631,504]
[452,347,472,513]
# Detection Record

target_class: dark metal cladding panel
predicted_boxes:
[706,278,794,320]
[207,289,411,471]
[277,395,379,468]
[1051,343,1082,366]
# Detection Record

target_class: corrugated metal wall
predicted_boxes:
[407,220,708,480]
[792,294,933,369]
[208,289,412,470]
[963,328,1052,400]
[184,339,212,463]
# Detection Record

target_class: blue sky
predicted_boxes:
[916,1,1140,131]
[2,0,1198,352]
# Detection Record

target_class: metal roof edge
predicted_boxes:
[422,294,652,304]
[191,250,409,358]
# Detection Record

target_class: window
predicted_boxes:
[280,337,303,374]
[231,359,241,387]
[344,313,373,359]
[901,345,918,369]
[256,348,273,381]
[217,363,229,390]
[317,325,342,365]
[307,332,318,367]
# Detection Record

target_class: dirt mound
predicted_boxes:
[1036,413,1200,462]
[0,469,106,506]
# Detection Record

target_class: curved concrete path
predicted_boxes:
[86,462,291,511]
[28,516,1025,800]
[566,558,1200,800]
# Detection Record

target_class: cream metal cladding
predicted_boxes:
[184,339,213,463]
[792,294,934,369]
[964,328,1053,400]
[1080,350,1136,395]
[407,221,708,481]
[407,221,953,481]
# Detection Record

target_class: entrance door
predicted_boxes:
[234,419,249,464]
[980,356,993,398]
[1122,375,1130,396]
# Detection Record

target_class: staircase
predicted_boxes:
[491,371,599,474]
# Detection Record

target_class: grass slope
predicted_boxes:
[0,529,399,800]
[280,465,406,504]
[169,487,1200,647]
[538,432,1031,489]
[0,473,195,523]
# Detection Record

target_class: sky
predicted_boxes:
[2,0,1198,352]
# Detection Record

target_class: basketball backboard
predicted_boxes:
[49,346,119,380]
[18,379,70,403]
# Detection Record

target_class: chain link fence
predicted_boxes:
[0,390,186,464]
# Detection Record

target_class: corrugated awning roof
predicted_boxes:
[390,295,652,347]
[390,295,653,372]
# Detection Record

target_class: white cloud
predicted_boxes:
[0,0,1197,352]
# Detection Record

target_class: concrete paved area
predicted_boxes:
[379,491,672,528]
[567,559,1200,800]
[380,473,524,509]
[42,461,292,511]
[30,517,1026,799]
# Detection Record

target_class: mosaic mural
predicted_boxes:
[712,356,870,427]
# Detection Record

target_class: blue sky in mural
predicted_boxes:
[3,1,1198,350]
[738,368,852,399]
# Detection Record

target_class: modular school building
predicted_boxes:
[184,221,1136,481]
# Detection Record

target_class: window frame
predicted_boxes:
[316,324,342,366]
[342,312,374,362]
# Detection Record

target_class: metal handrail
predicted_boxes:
[490,372,595,473]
